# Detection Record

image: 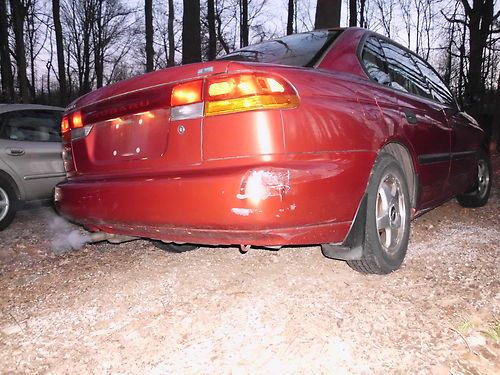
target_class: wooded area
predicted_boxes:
[0,0,499,145]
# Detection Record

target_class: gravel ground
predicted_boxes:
[0,156,499,374]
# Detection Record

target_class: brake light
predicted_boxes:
[171,80,203,106]
[72,111,83,128]
[61,116,69,134]
[205,73,299,116]
[170,73,299,120]
[61,110,92,142]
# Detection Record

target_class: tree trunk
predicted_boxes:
[359,0,365,28]
[207,0,217,60]
[240,0,248,47]
[145,0,154,72]
[315,0,341,29]
[167,0,175,66]
[349,0,357,27]
[10,0,30,103]
[287,0,294,35]
[182,0,201,64]
[0,0,15,101]
[460,0,499,116]
[491,72,500,153]
[94,1,103,88]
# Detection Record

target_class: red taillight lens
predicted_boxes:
[61,111,88,142]
[171,79,203,106]
[205,73,299,116]
[71,111,83,128]
[61,116,70,134]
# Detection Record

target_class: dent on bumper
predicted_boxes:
[55,153,375,246]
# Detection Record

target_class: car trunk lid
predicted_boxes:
[68,61,246,178]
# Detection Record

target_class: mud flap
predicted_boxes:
[321,194,367,261]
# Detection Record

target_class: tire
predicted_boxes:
[347,153,411,274]
[151,241,199,253]
[0,179,17,231]
[457,150,491,208]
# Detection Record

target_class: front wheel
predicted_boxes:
[457,150,491,208]
[347,154,411,274]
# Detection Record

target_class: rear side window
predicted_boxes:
[361,37,390,85]
[414,59,455,106]
[219,31,342,67]
[379,40,433,99]
[0,110,62,142]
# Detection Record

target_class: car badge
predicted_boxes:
[197,66,214,75]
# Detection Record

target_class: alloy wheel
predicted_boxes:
[376,173,407,255]
[477,159,490,199]
[0,187,10,222]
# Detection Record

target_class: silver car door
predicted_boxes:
[0,109,65,201]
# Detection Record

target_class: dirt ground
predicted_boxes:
[0,157,499,374]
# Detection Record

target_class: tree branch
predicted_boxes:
[441,10,467,26]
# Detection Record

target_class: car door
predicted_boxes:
[413,59,479,195]
[0,109,65,201]
[377,39,452,207]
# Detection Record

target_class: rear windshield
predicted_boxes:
[218,30,342,67]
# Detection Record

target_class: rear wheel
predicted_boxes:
[151,241,199,253]
[0,179,17,231]
[347,154,411,274]
[457,150,491,208]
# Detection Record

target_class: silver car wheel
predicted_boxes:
[477,159,490,199]
[376,172,407,255]
[0,186,10,222]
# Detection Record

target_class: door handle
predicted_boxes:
[6,148,25,156]
[404,111,417,124]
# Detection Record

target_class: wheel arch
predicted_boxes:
[379,142,418,209]
[322,141,417,261]
[0,169,21,201]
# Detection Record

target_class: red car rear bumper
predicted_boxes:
[55,153,375,246]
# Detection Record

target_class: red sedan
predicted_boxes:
[55,28,491,274]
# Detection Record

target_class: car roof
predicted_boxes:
[0,104,64,114]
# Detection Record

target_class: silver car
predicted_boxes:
[0,104,65,230]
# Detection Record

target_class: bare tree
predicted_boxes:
[315,0,341,29]
[372,0,394,38]
[182,0,201,64]
[52,0,67,103]
[349,0,357,27]
[359,0,366,28]
[0,0,15,101]
[168,0,176,66]
[207,0,217,59]
[10,0,31,102]
[287,0,294,35]
[240,0,248,47]
[145,0,154,72]
[444,0,500,106]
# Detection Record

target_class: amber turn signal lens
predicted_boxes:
[171,80,203,107]
[205,73,299,116]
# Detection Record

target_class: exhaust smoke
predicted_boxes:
[48,215,91,254]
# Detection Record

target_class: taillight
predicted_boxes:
[61,110,92,142]
[171,80,203,106]
[61,115,71,142]
[170,73,299,120]
[72,111,83,128]
[170,80,204,121]
[205,73,299,116]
